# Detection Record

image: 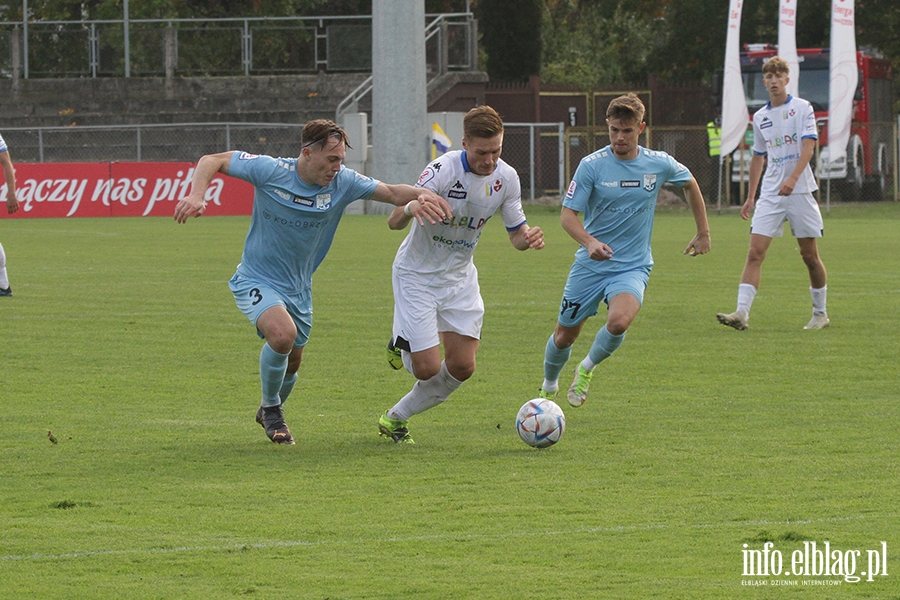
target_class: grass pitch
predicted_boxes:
[1,203,898,598]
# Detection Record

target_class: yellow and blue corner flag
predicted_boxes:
[431,122,452,160]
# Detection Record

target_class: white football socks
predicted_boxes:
[388,361,462,421]
[810,285,827,314]
[736,283,757,318]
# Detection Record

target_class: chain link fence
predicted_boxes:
[4,121,896,204]
[566,124,898,205]
[0,122,566,202]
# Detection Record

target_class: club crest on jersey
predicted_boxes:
[316,193,332,210]
[418,167,437,186]
[493,179,503,192]
[643,174,657,192]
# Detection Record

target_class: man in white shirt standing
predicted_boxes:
[717,56,830,331]
[378,105,545,444]
[0,132,18,297]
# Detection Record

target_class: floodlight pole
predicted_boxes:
[371,0,428,208]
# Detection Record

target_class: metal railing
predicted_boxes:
[1,121,566,201]
[335,13,476,121]
[0,13,476,79]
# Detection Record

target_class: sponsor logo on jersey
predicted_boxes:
[293,196,315,207]
[433,161,443,172]
[643,174,657,192]
[565,180,577,199]
[238,152,260,160]
[601,181,618,187]
[316,193,332,210]
[620,180,641,188]
[760,117,774,130]
[449,180,467,199]
[766,133,798,150]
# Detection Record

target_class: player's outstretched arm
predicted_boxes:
[682,176,710,256]
[373,183,451,225]
[174,152,232,223]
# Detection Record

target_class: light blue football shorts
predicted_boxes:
[557,262,649,327]
[228,273,312,348]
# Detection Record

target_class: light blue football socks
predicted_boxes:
[260,343,290,407]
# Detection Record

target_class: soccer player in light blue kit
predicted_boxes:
[175,120,450,444]
[539,94,711,407]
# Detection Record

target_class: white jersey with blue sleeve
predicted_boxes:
[227,151,379,296]
[563,145,692,274]
[393,150,525,286]
[0,132,8,153]
[751,95,818,196]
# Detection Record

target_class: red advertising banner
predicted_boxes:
[2,162,254,218]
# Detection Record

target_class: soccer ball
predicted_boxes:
[515,399,566,448]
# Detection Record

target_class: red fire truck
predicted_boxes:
[730,44,893,201]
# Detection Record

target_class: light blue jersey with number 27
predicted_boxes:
[227,151,379,297]
[563,145,691,274]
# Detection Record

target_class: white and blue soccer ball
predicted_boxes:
[515,399,566,448]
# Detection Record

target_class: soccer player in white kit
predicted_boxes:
[717,56,830,331]
[0,132,19,296]
[378,106,545,444]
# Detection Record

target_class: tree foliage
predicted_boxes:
[476,0,542,82]
[540,0,663,88]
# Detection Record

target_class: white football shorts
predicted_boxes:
[391,269,484,353]
[750,192,824,239]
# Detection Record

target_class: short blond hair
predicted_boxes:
[762,56,790,76]
[464,105,504,140]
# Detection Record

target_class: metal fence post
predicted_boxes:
[558,122,565,197]
[136,126,141,161]
[123,0,130,77]
[89,23,98,78]
[528,124,536,203]
[22,0,28,79]
[242,20,251,76]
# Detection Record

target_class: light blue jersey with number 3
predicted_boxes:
[563,145,691,274]
[227,151,379,296]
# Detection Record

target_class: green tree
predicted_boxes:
[541,0,661,88]
[476,0,542,82]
